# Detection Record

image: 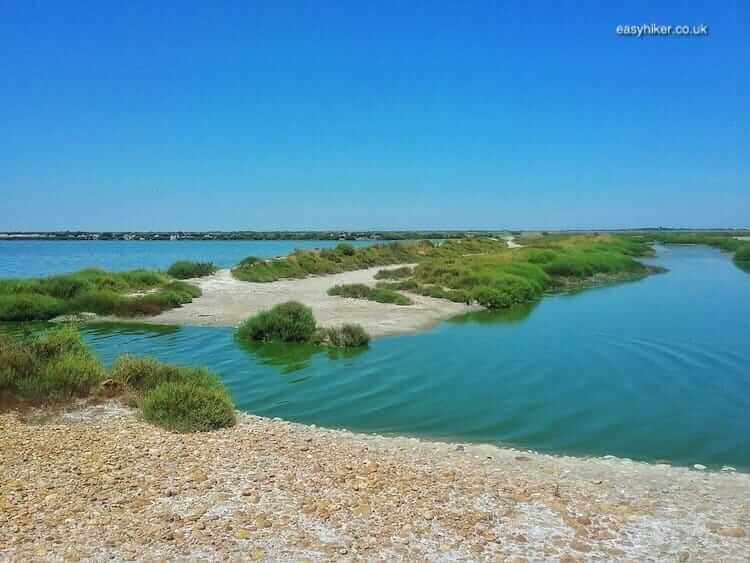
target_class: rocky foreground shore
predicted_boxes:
[1,403,749,562]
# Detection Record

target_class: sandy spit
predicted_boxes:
[122,266,480,338]
[1,403,748,562]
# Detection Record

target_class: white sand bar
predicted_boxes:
[131,266,480,337]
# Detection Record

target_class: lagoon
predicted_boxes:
[33,243,747,470]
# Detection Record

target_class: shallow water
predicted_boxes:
[44,244,746,470]
[0,239,377,278]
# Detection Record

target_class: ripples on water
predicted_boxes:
[9,244,750,469]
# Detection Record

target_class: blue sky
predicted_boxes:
[1,1,747,231]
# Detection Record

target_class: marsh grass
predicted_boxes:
[236,302,372,350]
[0,269,202,321]
[230,239,504,283]
[0,326,236,432]
[314,323,370,347]
[374,266,414,280]
[327,284,412,305]
[0,326,105,403]
[167,261,217,279]
[236,301,317,343]
[142,381,236,433]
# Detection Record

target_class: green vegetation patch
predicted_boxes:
[327,284,413,305]
[410,235,658,310]
[374,266,414,280]
[0,326,236,432]
[314,323,370,348]
[0,325,105,403]
[142,380,236,433]
[167,260,217,279]
[236,301,371,349]
[237,301,317,343]
[231,242,423,282]
[0,268,202,321]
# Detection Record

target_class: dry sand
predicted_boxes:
[2,402,749,561]
[128,266,480,338]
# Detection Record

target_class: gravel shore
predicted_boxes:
[2,403,749,562]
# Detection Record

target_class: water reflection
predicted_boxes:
[448,302,538,325]
[240,340,368,374]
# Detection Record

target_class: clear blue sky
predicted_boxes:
[1,1,747,231]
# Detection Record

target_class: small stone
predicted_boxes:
[455,445,465,452]
[234,529,251,540]
[678,552,690,562]
[715,527,746,538]
[571,540,591,552]
[693,464,706,471]
[721,466,736,472]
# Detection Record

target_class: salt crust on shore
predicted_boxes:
[1,402,748,561]
[112,266,480,337]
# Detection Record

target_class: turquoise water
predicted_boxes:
[2,242,749,469]
[0,240,377,278]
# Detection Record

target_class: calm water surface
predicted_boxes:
[0,240,377,278]
[4,243,749,469]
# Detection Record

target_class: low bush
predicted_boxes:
[375,280,420,291]
[142,380,236,433]
[0,268,200,321]
[0,293,65,321]
[111,355,219,393]
[734,244,750,263]
[327,284,412,305]
[374,266,414,280]
[370,288,413,305]
[236,301,317,343]
[327,284,372,299]
[167,261,217,279]
[0,326,105,402]
[315,323,370,347]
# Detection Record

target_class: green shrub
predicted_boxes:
[0,268,197,321]
[369,289,412,305]
[0,293,65,321]
[327,284,412,305]
[315,324,370,347]
[327,284,373,299]
[0,326,105,401]
[734,244,750,263]
[237,301,317,343]
[375,279,419,291]
[110,355,220,393]
[374,266,414,280]
[167,261,217,279]
[142,381,236,432]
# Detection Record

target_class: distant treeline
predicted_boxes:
[1,229,748,242]
[0,231,510,241]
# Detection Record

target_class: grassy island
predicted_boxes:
[0,268,202,321]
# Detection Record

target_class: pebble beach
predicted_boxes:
[2,402,749,562]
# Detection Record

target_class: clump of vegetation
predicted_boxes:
[0,326,105,403]
[327,284,413,305]
[236,301,317,343]
[314,323,370,347]
[231,242,424,282]
[0,268,202,321]
[408,234,660,310]
[166,260,217,279]
[236,301,371,349]
[374,266,414,280]
[0,326,236,433]
[142,380,236,433]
